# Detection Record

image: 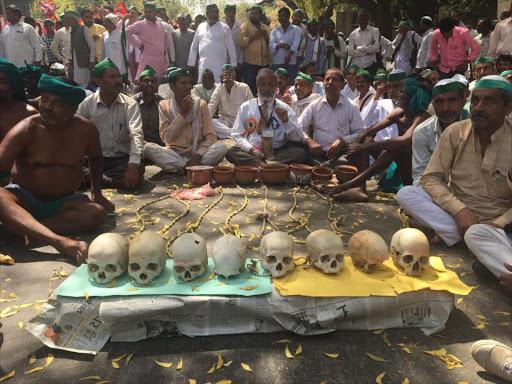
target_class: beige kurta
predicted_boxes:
[208,81,253,127]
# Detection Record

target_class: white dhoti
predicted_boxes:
[396,186,461,246]
[464,224,512,278]
[73,52,91,89]
[143,142,228,172]
[213,118,233,139]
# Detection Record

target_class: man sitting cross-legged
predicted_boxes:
[0,75,114,263]
[0,59,38,186]
[298,68,366,201]
[396,76,512,256]
[208,64,253,139]
[143,68,228,173]
[226,68,305,166]
[192,69,217,103]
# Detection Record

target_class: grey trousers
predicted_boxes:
[143,142,228,172]
[225,142,306,167]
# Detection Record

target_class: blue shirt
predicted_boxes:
[269,24,302,65]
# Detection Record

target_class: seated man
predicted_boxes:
[132,65,164,146]
[192,69,217,103]
[143,68,228,172]
[227,68,305,166]
[385,69,407,104]
[469,57,496,91]
[0,59,38,186]
[289,61,325,96]
[78,59,145,189]
[331,77,432,197]
[355,69,375,123]
[396,76,512,257]
[158,66,177,100]
[502,69,512,85]
[282,72,321,118]
[208,64,253,139]
[496,54,512,75]
[275,68,290,100]
[0,75,113,263]
[340,64,360,100]
[299,68,366,201]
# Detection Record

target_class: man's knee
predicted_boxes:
[396,185,416,208]
[82,203,108,230]
[464,224,493,244]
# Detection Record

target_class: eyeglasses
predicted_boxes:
[141,78,157,84]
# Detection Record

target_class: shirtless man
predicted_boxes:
[0,75,114,263]
[0,59,38,186]
[330,77,432,198]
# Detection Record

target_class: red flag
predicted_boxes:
[39,0,56,21]
[114,2,128,16]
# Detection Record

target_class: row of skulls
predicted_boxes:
[86,227,431,285]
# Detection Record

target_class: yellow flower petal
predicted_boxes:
[207,365,216,374]
[402,378,410,384]
[29,354,36,364]
[111,361,120,369]
[373,329,384,334]
[18,321,23,330]
[223,361,233,367]
[376,372,386,383]
[382,332,391,346]
[367,353,389,362]
[216,354,224,369]
[423,348,447,357]
[215,381,232,384]
[79,376,101,380]
[324,352,339,358]
[495,311,511,316]
[108,278,117,288]
[272,339,291,345]
[154,359,173,368]
[295,344,302,356]
[126,353,134,365]
[112,353,127,362]
[0,370,15,382]
[240,285,259,290]
[285,344,294,359]
[241,363,252,372]
[176,357,183,370]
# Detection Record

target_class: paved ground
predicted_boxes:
[0,165,511,384]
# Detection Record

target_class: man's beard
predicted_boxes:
[259,94,275,103]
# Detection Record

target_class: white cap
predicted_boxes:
[451,74,469,86]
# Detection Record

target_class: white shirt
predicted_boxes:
[102,30,126,74]
[291,92,322,118]
[362,98,398,138]
[341,85,359,100]
[299,94,365,151]
[63,25,96,65]
[324,36,348,71]
[289,82,325,96]
[222,18,243,64]
[51,27,70,62]
[392,30,422,73]
[208,81,253,127]
[231,98,303,152]
[416,29,433,69]
[412,115,443,187]
[0,21,42,67]
[158,83,175,100]
[77,92,144,164]
[347,25,381,69]
[187,21,237,83]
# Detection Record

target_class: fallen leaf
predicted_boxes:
[176,357,183,370]
[215,282,228,286]
[223,361,233,367]
[424,348,447,357]
[126,353,134,365]
[272,339,291,345]
[18,321,23,330]
[457,298,464,304]
[0,254,15,265]
[9,293,17,298]
[199,270,215,283]
[240,285,259,291]
[295,344,302,356]
[367,353,389,362]
[324,352,339,359]
[215,381,232,384]
[402,378,410,384]
[498,322,511,326]
[495,311,511,316]
[285,344,294,359]
[216,354,224,369]
[382,332,391,346]
[241,363,252,372]
[25,353,54,375]
[154,359,173,368]
[59,270,68,277]
[112,354,127,362]
[207,365,215,374]
[373,329,384,335]
[473,323,486,329]
[396,343,412,354]
[376,372,386,383]
[111,361,120,369]
[189,380,197,384]
[84,293,90,300]
[476,315,489,320]
[0,371,15,382]
[79,376,101,381]
[108,278,117,288]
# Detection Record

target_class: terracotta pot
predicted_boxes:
[213,166,234,184]
[312,166,334,181]
[259,163,290,185]
[186,165,213,186]
[335,165,358,184]
[289,164,313,185]
[234,166,258,185]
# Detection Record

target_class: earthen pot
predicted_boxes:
[186,166,213,186]
[312,166,334,181]
[234,166,258,185]
[213,166,234,184]
[289,164,313,185]
[259,163,290,185]
[335,165,358,184]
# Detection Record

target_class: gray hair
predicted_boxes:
[256,68,277,84]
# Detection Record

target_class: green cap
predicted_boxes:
[323,18,335,26]
[202,68,213,73]
[91,58,118,78]
[0,58,27,102]
[306,17,317,26]
[38,74,86,106]
[185,13,191,18]
[356,69,372,81]
[275,68,289,76]
[293,9,305,16]
[221,64,235,71]
[139,65,157,80]
[346,64,360,72]
[224,4,236,11]
[144,3,156,10]
[44,19,54,25]
[20,63,44,80]
[64,10,80,18]
[421,16,433,26]
[399,21,412,29]
[500,70,512,77]
[168,68,189,81]
[358,8,369,15]
[432,78,463,96]
[250,5,263,13]
[156,7,165,12]
[127,6,138,12]
[374,73,388,81]
[405,77,432,115]
[474,75,512,95]
[295,72,313,84]
[474,56,494,66]
[206,4,218,11]
[388,69,407,82]
[166,65,179,76]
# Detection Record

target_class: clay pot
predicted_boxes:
[259,163,290,185]
[312,166,334,181]
[186,166,213,186]
[289,164,313,185]
[213,166,234,184]
[335,165,358,184]
[234,166,258,185]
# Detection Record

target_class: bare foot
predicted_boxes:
[54,238,88,265]
[333,187,369,202]
[330,182,352,196]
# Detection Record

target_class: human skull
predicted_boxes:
[128,231,167,285]
[390,228,430,276]
[212,236,247,278]
[306,230,344,274]
[87,233,129,284]
[348,230,389,274]
[260,231,295,278]
[171,233,208,282]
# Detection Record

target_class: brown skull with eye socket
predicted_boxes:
[348,230,389,274]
